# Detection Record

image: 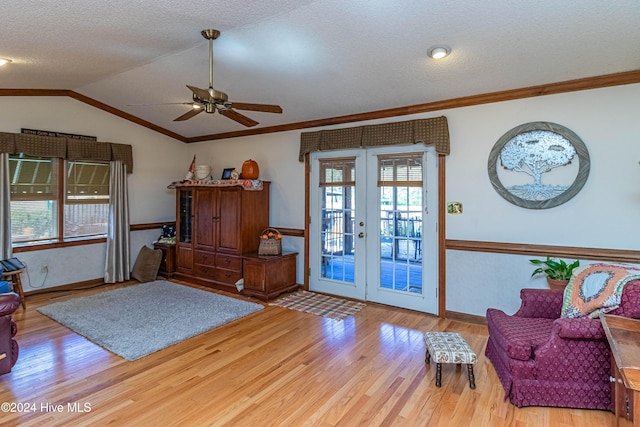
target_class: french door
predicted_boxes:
[309,146,438,314]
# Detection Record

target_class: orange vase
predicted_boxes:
[242,159,259,179]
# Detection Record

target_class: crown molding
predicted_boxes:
[1,69,639,143]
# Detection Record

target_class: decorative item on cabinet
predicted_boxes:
[194,165,212,180]
[221,168,234,179]
[241,159,259,179]
[185,155,196,180]
[258,228,283,255]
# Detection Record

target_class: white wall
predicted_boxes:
[0,97,190,290]
[2,84,639,314]
[444,84,640,249]
[442,84,640,315]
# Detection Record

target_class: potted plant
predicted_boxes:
[530,257,580,291]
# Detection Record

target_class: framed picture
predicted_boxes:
[221,168,235,179]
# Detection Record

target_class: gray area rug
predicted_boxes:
[38,280,263,361]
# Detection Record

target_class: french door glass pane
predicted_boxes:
[321,185,355,283]
[379,185,423,294]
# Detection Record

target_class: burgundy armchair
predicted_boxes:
[0,292,20,375]
[485,280,640,410]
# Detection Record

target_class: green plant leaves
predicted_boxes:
[529,256,579,280]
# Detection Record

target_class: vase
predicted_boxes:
[242,159,259,180]
[547,278,569,292]
[194,165,211,180]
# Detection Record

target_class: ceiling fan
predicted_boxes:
[175,29,282,127]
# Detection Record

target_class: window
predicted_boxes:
[9,154,110,244]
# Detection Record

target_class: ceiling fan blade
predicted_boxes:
[127,102,195,107]
[220,109,259,127]
[186,85,214,102]
[174,108,204,122]
[230,102,283,114]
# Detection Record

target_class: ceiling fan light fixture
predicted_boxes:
[192,104,202,110]
[427,45,451,59]
[0,58,12,67]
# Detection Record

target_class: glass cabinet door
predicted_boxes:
[178,189,193,243]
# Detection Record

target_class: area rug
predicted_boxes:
[38,280,263,361]
[270,290,365,320]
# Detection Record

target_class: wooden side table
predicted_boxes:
[601,314,640,426]
[153,243,176,278]
[2,269,26,310]
[242,251,298,301]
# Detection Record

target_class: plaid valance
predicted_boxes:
[0,132,133,172]
[299,116,450,161]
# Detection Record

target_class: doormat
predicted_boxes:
[270,290,365,320]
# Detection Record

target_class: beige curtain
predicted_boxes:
[104,161,130,283]
[0,154,12,260]
[299,116,450,161]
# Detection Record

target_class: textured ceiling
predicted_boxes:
[2,0,639,139]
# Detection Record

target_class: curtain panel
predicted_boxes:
[298,116,450,161]
[0,153,12,260]
[104,160,130,283]
[0,132,134,173]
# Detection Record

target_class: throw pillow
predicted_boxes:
[131,245,163,283]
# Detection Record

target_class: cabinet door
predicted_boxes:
[243,260,266,292]
[195,188,217,250]
[176,245,193,271]
[177,189,193,244]
[217,187,242,253]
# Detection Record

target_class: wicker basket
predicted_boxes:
[258,228,282,255]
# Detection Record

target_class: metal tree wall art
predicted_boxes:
[500,130,576,200]
[488,122,590,209]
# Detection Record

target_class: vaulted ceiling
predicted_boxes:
[2,1,639,141]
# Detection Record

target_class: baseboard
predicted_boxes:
[24,278,109,296]
[445,310,487,325]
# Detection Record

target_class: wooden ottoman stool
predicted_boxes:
[424,332,477,389]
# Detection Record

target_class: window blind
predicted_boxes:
[377,153,423,187]
[319,157,356,187]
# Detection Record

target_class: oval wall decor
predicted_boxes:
[487,122,590,209]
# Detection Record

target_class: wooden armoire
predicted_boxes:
[173,182,270,292]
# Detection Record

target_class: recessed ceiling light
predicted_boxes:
[427,46,451,59]
[0,58,12,66]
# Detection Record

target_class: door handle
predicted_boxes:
[358,232,364,238]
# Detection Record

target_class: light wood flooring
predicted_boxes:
[0,281,614,426]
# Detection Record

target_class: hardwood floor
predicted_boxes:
[0,281,614,426]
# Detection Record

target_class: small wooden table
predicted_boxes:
[153,242,176,278]
[2,269,25,310]
[242,251,298,301]
[601,314,640,426]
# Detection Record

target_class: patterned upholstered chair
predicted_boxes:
[485,280,640,410]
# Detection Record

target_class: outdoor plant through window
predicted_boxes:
[9,154,110,244]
